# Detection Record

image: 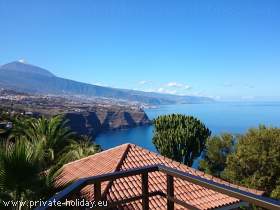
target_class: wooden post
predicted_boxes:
[167,175,174,210]
[142,172,149,210]
[94,181,101,201]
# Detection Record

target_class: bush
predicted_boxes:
[200,133,235,177]
[222,126,280,199]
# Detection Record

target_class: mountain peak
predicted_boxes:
[0,61,55,77]
[18,59,27,64]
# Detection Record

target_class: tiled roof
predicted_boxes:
[57,143,263,210]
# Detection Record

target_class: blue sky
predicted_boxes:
[1,0,280,101]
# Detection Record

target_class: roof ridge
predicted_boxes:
[129,143,186,166]
[62,143,130,167]
[115,144,131,171]
[100,144,131,199]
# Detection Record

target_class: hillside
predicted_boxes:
[0,89,151,136]
[0,61,213,105]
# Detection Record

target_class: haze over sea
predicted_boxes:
[96,101,280,152]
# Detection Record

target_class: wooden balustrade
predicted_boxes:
[35,164,280,210]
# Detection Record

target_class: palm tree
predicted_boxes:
[57,135,101,166]
[12,116,75,168]
[0,137,67,210]
[0,138,44,210]
[1,116,101,209]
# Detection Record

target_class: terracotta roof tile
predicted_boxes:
[58,143,264,210]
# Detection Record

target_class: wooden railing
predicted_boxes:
[36,164,280,210]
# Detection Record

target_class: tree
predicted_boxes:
[0,138,44,210]
[12,115,101,168]
[12,115,75,169]
[0,115,101,209]
[199,133,235,177]
[0,137,67,210]
[152,114,211,166]
[222,126,280,199]
[56,135,101,168]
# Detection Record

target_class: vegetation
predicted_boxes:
[12,116,75,169]
[55,135,100,171]
[222,126,280,199]
[152,114,211,166]
[199,133,235,177]
[0,115,101,210]
[0,137,61,210]
[154,115,280,201]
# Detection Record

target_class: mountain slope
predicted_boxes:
[0,61,213,105]
[1,61,55,77]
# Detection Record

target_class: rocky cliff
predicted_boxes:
[64,107,151,137]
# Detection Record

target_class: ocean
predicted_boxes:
[95,102,280,167]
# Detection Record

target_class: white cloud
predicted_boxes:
[139,87,221,100]
[166,82,183,88]
[166,82,179,87]
[156,87,178,95]
[166,82,192,90]
[93,82,111,87]
[139,88,177,95]
[184,85,192,90]
[136,81,192,95]
[138,80,152,85]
